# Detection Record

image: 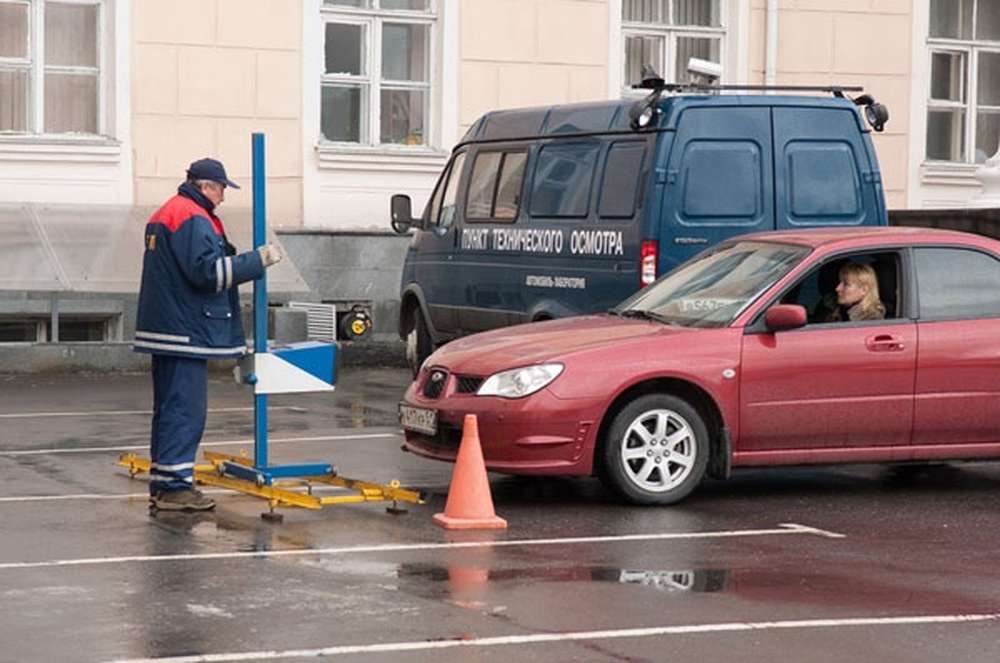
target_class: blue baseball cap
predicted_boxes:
[187,158,240,189]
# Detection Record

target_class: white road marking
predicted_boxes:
[0,523,838,570]
[105,613,1000,663]
[0,406,304,419]
[0,433,398,457]
[0,484,356,504]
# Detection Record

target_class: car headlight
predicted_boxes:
[477,363,564,399]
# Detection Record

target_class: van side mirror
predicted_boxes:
[764,304,807,332]
[390,194,414,234]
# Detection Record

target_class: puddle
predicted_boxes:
[397,563,729,594]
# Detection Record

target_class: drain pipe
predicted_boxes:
[765,0,778,91]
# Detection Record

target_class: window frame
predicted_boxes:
[0,0,106,137]
[913,245,1000,322]
[464,148,528,224]
[746,247,913,334]
[621,0,727,94]
[319,0,436,149]
[926,0,1000,165]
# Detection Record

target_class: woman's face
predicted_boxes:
[836,274,868,306]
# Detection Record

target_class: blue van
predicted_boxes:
[390,87,890,372]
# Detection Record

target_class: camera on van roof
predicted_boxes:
[687,57,722,84]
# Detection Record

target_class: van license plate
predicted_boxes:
[399,404,437,435]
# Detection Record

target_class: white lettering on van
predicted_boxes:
[461,227,491,250]
[492,228,565,254]
[570,230,624,256]
[526,274,586,289]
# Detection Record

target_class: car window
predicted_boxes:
[466,150,526,222]
[780,252,902,324]
[614,240,810,328]
[530,142,599,218]
[915,247,1000,320]
[598,141,646,219]
[437,152,466,229]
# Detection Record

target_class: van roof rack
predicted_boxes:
[633,81,864,97]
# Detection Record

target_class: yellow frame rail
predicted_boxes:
[116,451,424,515]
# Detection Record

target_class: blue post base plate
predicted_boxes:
[221,460,334,486]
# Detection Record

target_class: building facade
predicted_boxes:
[0,0,998,347]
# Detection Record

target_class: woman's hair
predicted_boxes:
[840,262,884,318]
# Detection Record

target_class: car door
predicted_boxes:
[739,250,915,455]
[414,151,467,338]
[911,247,1000,451]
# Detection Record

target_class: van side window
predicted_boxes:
[467,151,527,222]
[437,152,466,229]
[494,153,527,219]
[599,142,646,219]
[530,142,600,218]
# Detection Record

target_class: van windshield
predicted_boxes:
[611,241,810,328]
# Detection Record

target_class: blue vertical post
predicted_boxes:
[252,133,268,469]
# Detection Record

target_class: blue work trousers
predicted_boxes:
[149,354,208,494]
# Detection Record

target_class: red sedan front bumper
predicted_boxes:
[399,370,606,476]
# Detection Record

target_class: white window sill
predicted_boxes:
[920,161,985,188]
[0,136,122,164]
[315,143,449,174]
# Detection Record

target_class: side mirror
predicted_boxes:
[390,194,414,234]
[764,304,807,332]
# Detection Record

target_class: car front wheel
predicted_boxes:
[600,393,709,505]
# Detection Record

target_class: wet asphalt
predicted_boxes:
[1,368,999,663]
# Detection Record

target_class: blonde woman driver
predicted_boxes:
[826,262,886,322]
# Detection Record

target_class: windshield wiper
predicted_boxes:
[617,308,674,325]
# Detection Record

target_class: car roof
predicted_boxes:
[736,226,997,251]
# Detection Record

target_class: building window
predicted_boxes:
[320,0,434,147]
[927,0,1000,164]
[622,0,724,91]
[0,0,104,136]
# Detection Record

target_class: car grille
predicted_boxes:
[455,375,484,394]
[422,369,448,399]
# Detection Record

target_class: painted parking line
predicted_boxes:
[0,484,355,504]
[0,406,306,419]
[0,523,841,570]
[106,613,1000,663]
[0,432,399,457]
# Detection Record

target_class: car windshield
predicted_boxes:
[612,240,810,328]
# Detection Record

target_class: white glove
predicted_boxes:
[259,243,283,267]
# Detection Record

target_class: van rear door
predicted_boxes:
[658,106,774,274]
[772,106,882,229]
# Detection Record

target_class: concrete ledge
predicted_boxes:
[0,339,407,373]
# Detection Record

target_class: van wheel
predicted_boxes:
[600,394,708,505]
[406,311,434,377]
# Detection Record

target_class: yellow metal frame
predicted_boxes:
[116,451,424,513]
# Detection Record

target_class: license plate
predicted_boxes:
[399,403,437,435]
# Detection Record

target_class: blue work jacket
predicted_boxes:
[134,183,264,359]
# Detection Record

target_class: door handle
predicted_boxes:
[866,334,905,352]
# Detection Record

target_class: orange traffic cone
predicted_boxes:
[433,414,507,530]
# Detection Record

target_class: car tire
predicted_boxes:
[406,310,434,377]
[600,393,709,505]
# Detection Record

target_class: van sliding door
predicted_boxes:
[659,107,774,274]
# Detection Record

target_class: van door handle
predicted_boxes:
[866,334,904,352]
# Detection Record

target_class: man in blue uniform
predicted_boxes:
[135,158,283,511]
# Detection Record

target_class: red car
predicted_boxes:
[399,227,1000,504]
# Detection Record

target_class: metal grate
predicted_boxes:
[288,301,337,341]
[455,375,484,394]
[422,369,448,399]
